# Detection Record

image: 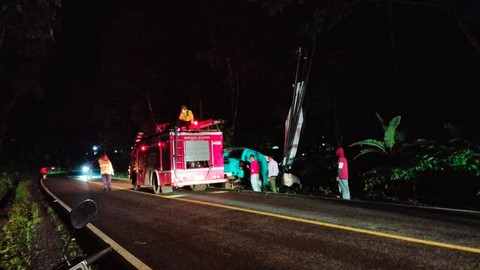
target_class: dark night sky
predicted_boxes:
[8,0,479,166]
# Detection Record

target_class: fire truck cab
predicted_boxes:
[130,120,227,194]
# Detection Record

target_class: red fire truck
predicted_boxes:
[130,120,227,194]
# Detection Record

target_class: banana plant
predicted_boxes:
[349,112,431,160]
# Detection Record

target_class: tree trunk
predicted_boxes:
[226,56,240,135]
[0,93,20,153]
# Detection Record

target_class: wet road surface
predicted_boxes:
[42,175,480,270]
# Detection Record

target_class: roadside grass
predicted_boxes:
[0,177,82,270]
[0,172,15,200]
[0,179,40,269]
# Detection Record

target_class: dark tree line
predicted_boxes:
[1,0,479,172]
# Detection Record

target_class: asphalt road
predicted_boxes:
[42,175,480,270]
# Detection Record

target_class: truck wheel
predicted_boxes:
[150,171,161,194]
[153,180,161,194]
[190,184,207,191]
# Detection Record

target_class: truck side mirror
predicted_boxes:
[70,199,98,229]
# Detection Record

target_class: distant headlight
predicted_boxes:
[82,166,90,173]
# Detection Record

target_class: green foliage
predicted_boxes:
[449,149,480,175]
[351,139,387,156]
[0,172,15,199]
[0,179,40,270]
[359,140,480,209]
[115,171,129,179]
[388,148,480,182]
[359,167,392,200]
[353,113,480,208]
[349,112,433,161]
[383,115,401,151]
[0,175,80,270]
[349,112,403,159]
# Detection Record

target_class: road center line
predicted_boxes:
[169,196,480,254]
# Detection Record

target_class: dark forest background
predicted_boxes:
[1,0,479,201]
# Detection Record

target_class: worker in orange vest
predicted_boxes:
[178,105,194,129]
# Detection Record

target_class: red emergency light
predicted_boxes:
[140,145,148,151]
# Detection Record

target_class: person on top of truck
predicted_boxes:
[178,105,194,129]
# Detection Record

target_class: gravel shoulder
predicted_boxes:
[29,182,66,270]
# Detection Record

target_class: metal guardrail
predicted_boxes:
[38,179,138,270]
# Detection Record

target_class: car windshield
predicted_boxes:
[227,149,244,159]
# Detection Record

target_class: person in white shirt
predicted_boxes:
[267,155,279,193]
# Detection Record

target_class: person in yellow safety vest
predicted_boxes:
[98,154,114,191]
[178,105,194,129]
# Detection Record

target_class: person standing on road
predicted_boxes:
[335,147,350,200]
[86,159,94,181]
[98,154,114,191]
[129,164,137,187]
[267,155,279,193]
[240,161,251,189]
[248,155,261,192]
[39,167,48,181]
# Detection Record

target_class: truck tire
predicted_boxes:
[152,172,161,194]
[190,184,207,191]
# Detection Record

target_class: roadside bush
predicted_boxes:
[0,172,15,199]
[0,176,83,270]
[359,167,410,203]
[359,141,480,209]
[0,179,40,270]
[289,151,337,196]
